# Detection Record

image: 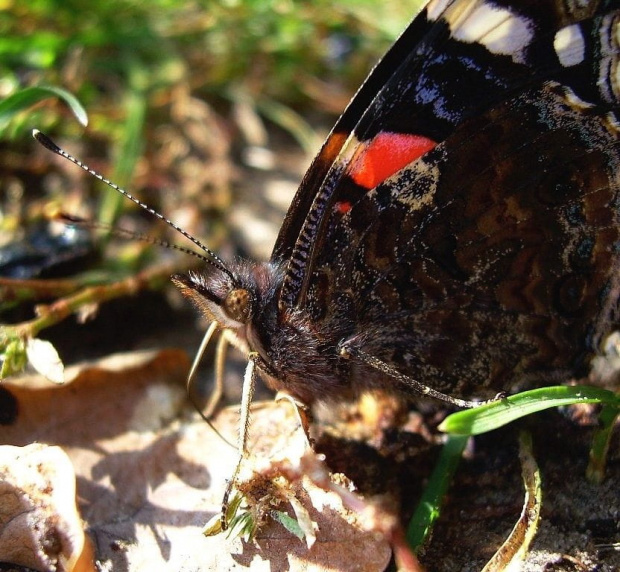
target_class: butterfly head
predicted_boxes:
[172,259,283,336]
[172,267,254,330]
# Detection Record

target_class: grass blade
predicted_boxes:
[406,434,468,551]
[439,385,619,436]
[0,86,88,128]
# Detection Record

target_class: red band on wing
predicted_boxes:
[350,132,437,189]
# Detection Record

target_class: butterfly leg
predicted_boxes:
[275,391,314,447]
[338,342,500,408]
[188,323,253,422]
[199,328,230,418]
[186,321,218,416]
[185,322,243,423]
[221,352,258,530]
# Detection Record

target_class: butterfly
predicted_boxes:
[167,0,620,524]
[174,0,619,413]
[35,0,620,529]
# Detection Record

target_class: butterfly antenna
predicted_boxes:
[33,129,234,280]
[57,212,218,264]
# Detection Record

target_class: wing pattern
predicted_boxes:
[270,0,620,399]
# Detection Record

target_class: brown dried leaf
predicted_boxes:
[482,431,542,572]
[0,349,392,570]
[0,443,96,572]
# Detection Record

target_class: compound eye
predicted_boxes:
[223,288,252,323]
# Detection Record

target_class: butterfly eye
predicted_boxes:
[223,288,252,323]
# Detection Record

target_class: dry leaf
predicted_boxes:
[0,443,96,572]
[0,348,392,570]
[482,431,542,572]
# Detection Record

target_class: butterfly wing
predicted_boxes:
[274,0,620,397]
[334,81,619,396]
[271,2,437,265]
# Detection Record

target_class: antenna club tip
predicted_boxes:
[32,129,61,154]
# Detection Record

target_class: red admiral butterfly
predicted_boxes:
[170,0,620,523]
[35,0,620,530]
[174,2,619,410]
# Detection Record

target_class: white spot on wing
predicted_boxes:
[451,4,534,63]
[426,0,452,21]
[605,112,620,135]
[562,86,595,110]
[554,24,586,67]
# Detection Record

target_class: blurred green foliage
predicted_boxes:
[0,0,420,140]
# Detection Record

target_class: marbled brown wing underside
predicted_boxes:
[312,82,620,397]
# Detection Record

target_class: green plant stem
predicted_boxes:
[406,434,469,551]
[587,402,620,484]
[1,262,176,341]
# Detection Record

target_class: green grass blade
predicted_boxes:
[587,403,620,483]
[255,97,321,155]
[98,61,147,230]
[0,86,88,128]
[406,434,468,551]
[270,510,306,541]
[439,385,619,436]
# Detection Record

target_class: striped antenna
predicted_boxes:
[56,212,218,264]
[33,129,234,280]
